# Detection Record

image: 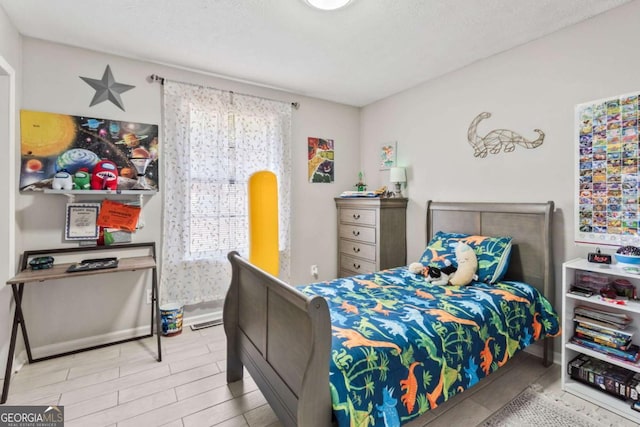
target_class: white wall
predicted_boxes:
[360,1,640,309]
[17,38,360,350]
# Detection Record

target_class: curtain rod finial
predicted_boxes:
[148,74,165,85]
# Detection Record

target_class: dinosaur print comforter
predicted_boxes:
[299,267,560,427]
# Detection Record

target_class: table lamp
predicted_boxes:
[390,167,406,197]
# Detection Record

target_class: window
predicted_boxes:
[161,81,291,304]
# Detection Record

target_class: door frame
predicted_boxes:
[0,54,16,276]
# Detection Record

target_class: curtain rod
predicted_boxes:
[148,74,300,109]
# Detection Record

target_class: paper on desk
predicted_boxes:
[96,200,140,232]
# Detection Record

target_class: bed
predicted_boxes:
[223,200,560,427]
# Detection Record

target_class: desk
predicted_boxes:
[2,242,162,403]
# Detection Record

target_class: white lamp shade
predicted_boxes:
[305,0,352,10]
[389,167,406,183]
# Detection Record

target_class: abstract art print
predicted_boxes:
[308,137,334,183]
[19,110,159,191]
[379,142,397,170]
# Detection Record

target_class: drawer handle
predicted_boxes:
[353,247,360,253]
[353,214,360,220]
[352,230,360,236]
[353,263,360,270]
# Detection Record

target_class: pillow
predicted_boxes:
[419,231,512,284]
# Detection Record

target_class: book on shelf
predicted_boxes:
[570,336,640,363]
[574,326,632,351]
[574,314,633,332]
[573,317,636,338]
[574,305,633,330]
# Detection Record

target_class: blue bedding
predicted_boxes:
[299,267,561,427]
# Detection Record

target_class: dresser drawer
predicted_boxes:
[339,225,376,243]
[340,254,376,275]
[339,239,376,261]
[340,209,376,226]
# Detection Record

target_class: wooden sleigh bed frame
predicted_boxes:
[223,200,555,427]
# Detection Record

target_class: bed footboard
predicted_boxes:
[224,252,333,427]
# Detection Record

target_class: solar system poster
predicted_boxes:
[575,91,640,247]
[19,110,159,191]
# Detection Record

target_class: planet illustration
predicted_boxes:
[116,133,148,147]
[120,167,135,179]
[25,159,43,172]
[56,148,101,173]
[20,110,77,157]
[19,111,160,191]
[131,147,150,158]
[109,122,120,138]
[82,119,104,129]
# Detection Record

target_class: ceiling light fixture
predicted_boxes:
[304,0,352,11]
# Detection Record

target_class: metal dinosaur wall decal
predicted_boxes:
[467,112,545,158]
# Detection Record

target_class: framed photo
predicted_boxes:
[308,137,334,183]
[379,142,397,170]
[65,203,100,240]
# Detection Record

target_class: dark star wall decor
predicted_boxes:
[80,65,135,111]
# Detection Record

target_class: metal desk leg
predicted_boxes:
[153,267,162,362]
[2,288,20,404]
[13,284,33,363]
[2,284,33,404]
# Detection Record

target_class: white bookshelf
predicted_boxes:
[562,258,640,423]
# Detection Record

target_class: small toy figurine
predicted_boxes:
[73,168,91,190]
[354,171,367,191]
[91,160,119,190]
[51,169,73,190]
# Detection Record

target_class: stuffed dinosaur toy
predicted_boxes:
[409,242,478,286]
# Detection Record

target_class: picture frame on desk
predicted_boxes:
[65,203,100,240]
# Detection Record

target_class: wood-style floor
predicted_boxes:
[2,325,635,426]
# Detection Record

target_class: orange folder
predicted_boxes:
[96,200,141,232]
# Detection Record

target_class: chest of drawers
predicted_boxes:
[335,197,407,277]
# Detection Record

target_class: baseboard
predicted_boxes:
[30,324,154,360]
[0,307,225,384]
[523,342,561,365]
[25,308,222,357]
[183,308,223,328]
[0,326,151,384]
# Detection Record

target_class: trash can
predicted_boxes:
[160,302,183,336]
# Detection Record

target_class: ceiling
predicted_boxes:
[0,0,632,106]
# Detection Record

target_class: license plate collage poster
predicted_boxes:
[577,91,640,246]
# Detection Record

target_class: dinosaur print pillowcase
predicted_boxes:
[419,231,513,284]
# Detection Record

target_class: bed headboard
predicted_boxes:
[426,200,554,305]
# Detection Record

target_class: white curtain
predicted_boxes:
[160,80,291,305]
